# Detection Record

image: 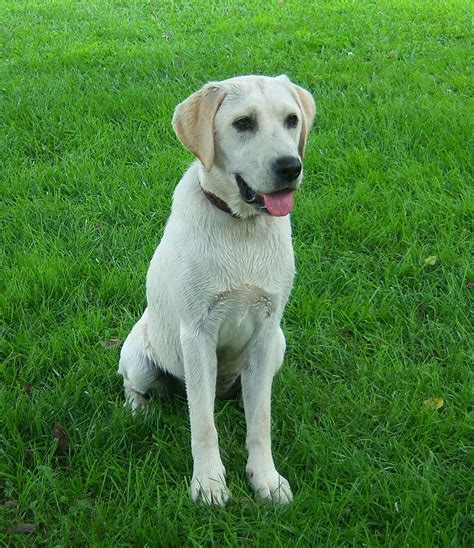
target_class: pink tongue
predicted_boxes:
[263,189,294,217]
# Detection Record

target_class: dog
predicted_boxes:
[118,75,315,505]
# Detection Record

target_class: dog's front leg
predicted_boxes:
[180,326,229,506]
[242,325,293,504]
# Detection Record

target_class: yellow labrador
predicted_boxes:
[118,75,315,505]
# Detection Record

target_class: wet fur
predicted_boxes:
[118,75,315,505]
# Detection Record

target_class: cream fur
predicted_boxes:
[118,75,315,506]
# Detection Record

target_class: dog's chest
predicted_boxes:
[203,225,294,350]
[210,284,274,352]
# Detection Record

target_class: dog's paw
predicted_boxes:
[191,465,230,506]
[247,467,293,504]
[124,388,148,413]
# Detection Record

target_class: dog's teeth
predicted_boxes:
[244,191,256,203]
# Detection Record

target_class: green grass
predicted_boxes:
[1,0,473,545]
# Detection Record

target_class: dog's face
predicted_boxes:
[173,75,315,217]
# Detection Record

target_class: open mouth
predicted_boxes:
[235,174,295,217]
[236,174,265,208]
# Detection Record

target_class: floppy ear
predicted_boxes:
[172,83,227,171]
[291,83,316,159]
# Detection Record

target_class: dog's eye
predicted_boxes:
[285,114,298,129]
[233,117,255,132]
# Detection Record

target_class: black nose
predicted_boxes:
[273,156,302,183]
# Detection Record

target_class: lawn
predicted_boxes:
[1,0,472,545]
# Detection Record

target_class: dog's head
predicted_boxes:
[172,75,315,217]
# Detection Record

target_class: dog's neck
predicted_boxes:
[199,184,240,219]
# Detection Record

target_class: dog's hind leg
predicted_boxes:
[118,309,158,412]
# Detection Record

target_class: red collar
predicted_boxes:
[200,184,240,219]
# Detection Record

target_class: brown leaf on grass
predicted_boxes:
[52,423,69,453]
[424,397,444,410]
[467,282,474,290]
[100,338,123,348]
[23,384,33,397]
[424,255,437,266]
[6,523,36,534]
[416,302,435,320]
[237,496,256,506]
[4,499,18,508]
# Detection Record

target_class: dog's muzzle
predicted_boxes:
[236,174,266,211]
[235,174,295,217]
